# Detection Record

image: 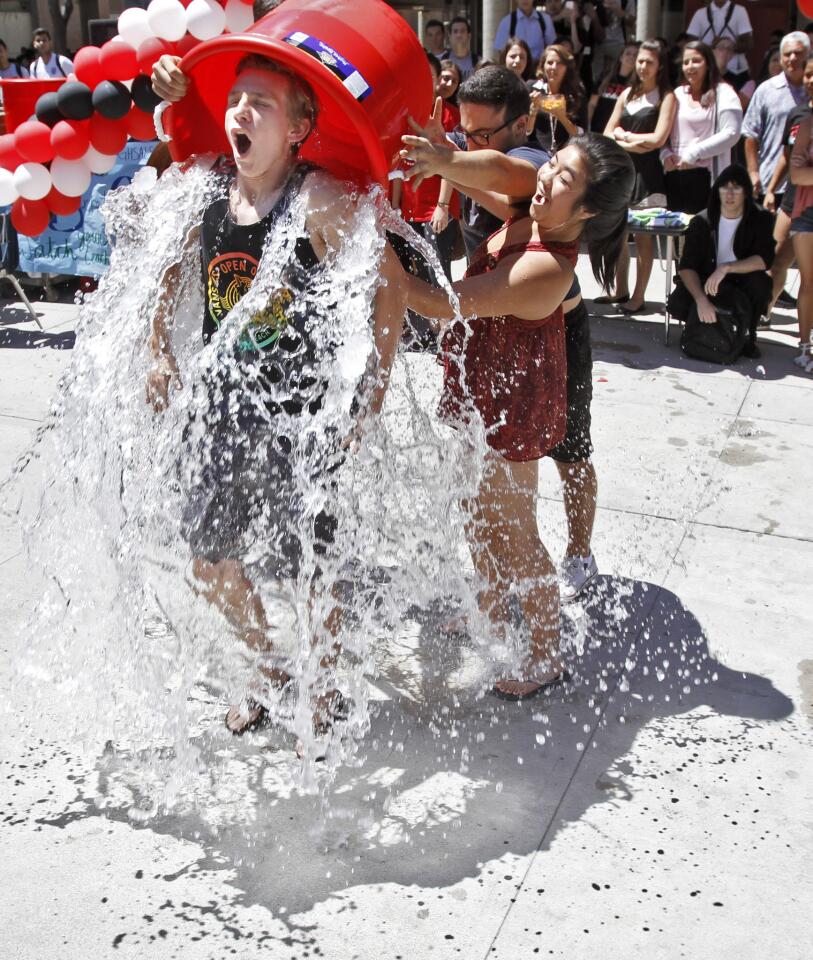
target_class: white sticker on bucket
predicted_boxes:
[284,32,373,102]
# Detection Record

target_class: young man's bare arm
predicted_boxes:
[146,225,200,411]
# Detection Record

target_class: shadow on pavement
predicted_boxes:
[588,312,802,383]
[0,325,75,350]
[29,576,793,948]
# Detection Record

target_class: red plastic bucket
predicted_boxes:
[165,0,432,188]
[0,78,65,133]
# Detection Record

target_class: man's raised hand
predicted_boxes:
[151,55,189,103]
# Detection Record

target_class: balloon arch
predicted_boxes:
[0,0,254,236]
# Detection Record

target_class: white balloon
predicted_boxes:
[224,0,253,34]
[13,162,51,201]
[81,146,118,175]
[0,168,18,206]
[146,0,187,44]
[186,0,227,41]
[50,157,92,197]
[118,8,155,50]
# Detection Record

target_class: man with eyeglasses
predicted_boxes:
[402,66,603,603]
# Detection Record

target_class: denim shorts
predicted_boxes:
[790,206,813,234]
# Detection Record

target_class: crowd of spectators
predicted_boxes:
[414,3,813,370]
[0,29,73,89]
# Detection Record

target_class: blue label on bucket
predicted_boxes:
[283,32,373,102]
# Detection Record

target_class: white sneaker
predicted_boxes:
[559,554,598,602]
[794,344,811,368]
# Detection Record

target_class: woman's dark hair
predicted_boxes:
[681,40,719,95]
[439,59,463,101]
[499,36,534,81]
[629,39,672,100]
[707,163,753,227]
[758,45,781,84]
[598,41,639,95]
[537,43,585,117]
[458,65,531,118]
[570,134,636,290]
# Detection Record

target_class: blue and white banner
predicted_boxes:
[17,139,158,278]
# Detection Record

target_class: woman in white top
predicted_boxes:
[662,41,743,214]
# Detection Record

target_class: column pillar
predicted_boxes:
[482,0,511,61]
[636,0,661,42]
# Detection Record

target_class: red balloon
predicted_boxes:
[137,37,175,76]
[0,134,23,171]
[238,0,253,5]
[14,120,56,164]
[99,40,139,82]
[73,46,104,89]
[46,187,83,216]
[51,119,91,160]
[11,197,51,236]
[89,114,129,155]
[800,0,813,18]
[175,33,201,57]
[125,105,157,141]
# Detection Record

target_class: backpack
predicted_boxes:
[510,8,550,40]
[679,285,750,364]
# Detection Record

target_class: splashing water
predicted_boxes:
[3,157,510,816]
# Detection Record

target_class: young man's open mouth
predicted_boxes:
[232,130,252,158]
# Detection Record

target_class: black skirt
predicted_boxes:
[665,168,712,215]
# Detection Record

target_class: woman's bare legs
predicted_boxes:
[625,234,654,312]
[793,232,813,358]
[466,456,563,697]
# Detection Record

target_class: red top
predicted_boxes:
[400,100,461,222]
[439,223,578,462]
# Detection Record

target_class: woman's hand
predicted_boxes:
[704,265,728,298]
[663,155,678,173]
[764,190,776,213]
[430,204,449,234]
[696,295,718,325]
[612,125,627,142]
[151,55,188,103]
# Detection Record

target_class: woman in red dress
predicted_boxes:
[403,135,634,700]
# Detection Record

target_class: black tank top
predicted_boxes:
[199,160,327,416]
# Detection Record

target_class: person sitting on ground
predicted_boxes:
[789,111,813,373]
[528,43,587,156]
[661,41,742,215]
[28,28,72,79]
[667,163,774,359]
[499,37,535,82]
[399,133,635,700]
[148,53,407,738]
[602,39,676,314]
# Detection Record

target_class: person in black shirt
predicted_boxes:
[148,54,407,739]
[668,164,774,357]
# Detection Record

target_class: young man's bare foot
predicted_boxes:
[225,667,292,735]
[492,666,570,702]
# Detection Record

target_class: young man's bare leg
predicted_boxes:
[555,458,597,558]
[192,556,291,731]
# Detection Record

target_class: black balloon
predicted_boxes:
[130,74,162,114]
[91,80,132,120]
[56,82,94,121]
[35,91,62,127]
